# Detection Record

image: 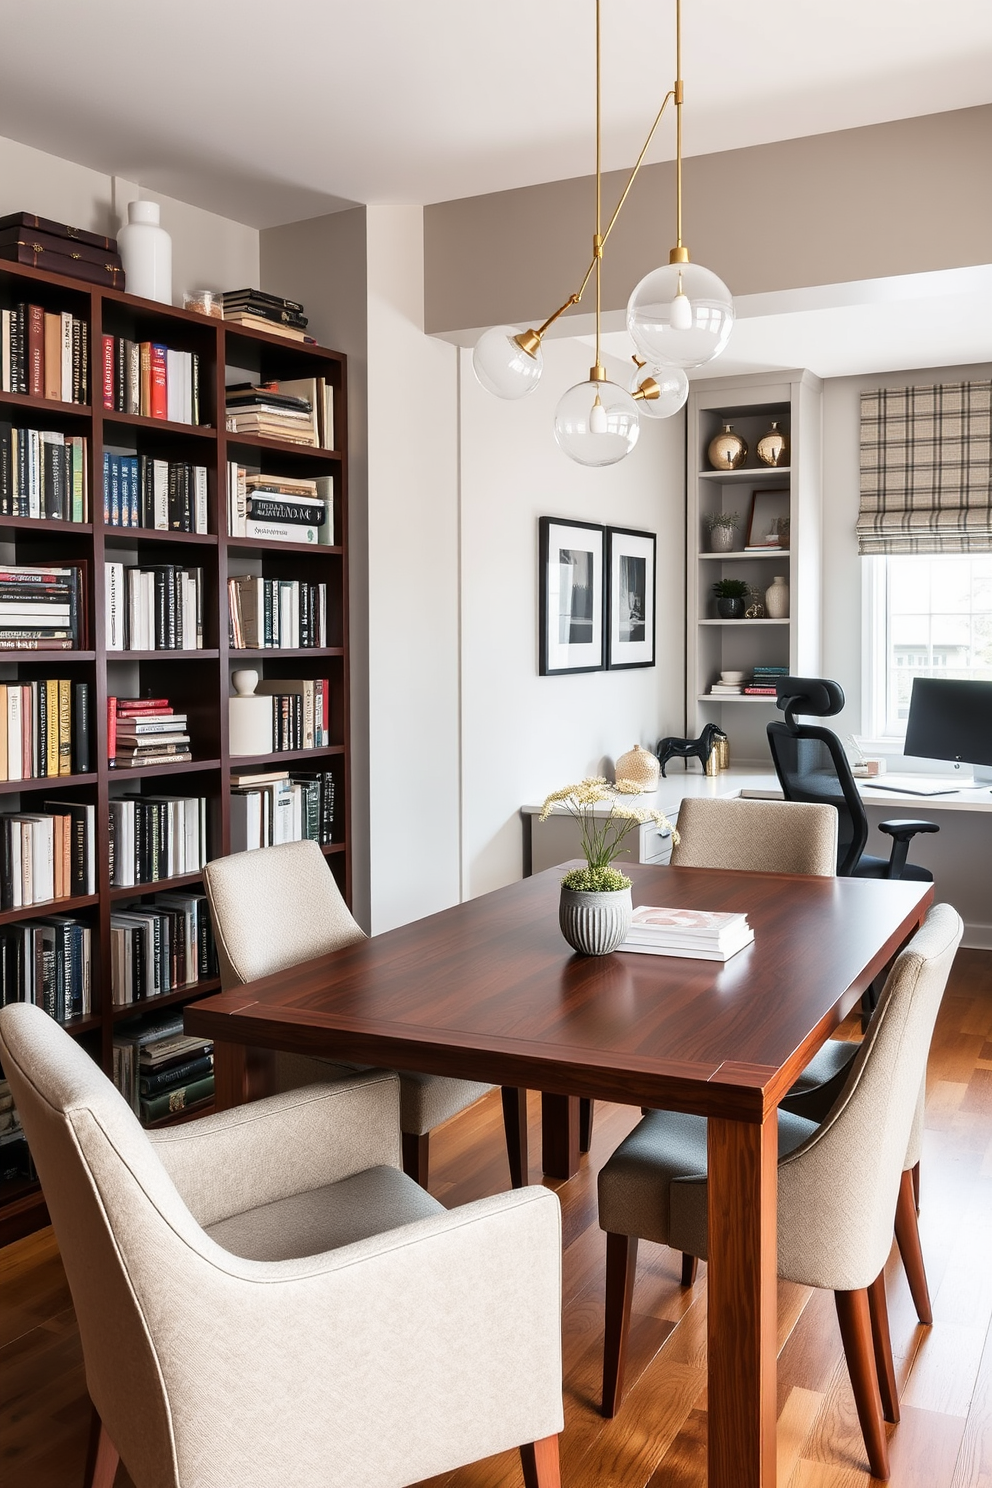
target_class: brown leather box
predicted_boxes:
[0,212,118,254]
[0,225,122,269]
[0,238,125,290]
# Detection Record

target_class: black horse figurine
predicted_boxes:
[656,724,726,777]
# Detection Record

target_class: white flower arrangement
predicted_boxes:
[539,777,679,892]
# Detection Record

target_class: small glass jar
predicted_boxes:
[183,289,222,318]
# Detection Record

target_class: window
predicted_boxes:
[866,554,992,742]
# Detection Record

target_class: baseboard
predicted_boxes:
[962,922,992,951]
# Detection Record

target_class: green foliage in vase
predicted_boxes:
[711,577,751,599]
[561,865,632,893]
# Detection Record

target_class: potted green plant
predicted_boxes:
[712,577,750,619]
[539,778,678,954]
[703,510,740,553]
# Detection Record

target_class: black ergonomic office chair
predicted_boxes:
[767,676,938,880]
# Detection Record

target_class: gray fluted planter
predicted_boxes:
[559,885,632,956]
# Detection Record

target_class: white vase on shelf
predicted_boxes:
[765,575,789,618]
[118,200,172,303]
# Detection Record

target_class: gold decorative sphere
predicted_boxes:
[756,420,789,468]
[707,423,748,471]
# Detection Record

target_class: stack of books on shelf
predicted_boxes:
[230,769,335,852]
[108,794,207,888]
[709,679,743,696]
[228,575,327,649]
[224,377,333,448]
[221,289,312,342]
[0,1076,31,1183]
[1,679,91,780]
[226,463,333,544]
[0,800,97,908]
[103,453,208,532]
[0,916,92,1020]
[744,665,788,697]
[0,428,88,520]
[248,677,331,752]
[618,906,754,962]
[109,892,218,1008]
[0,302,89,402]
[0,564,82,651]
[100,337,201,425]
[105,562,204,651]
[112,1014,215,1125]
[108,696,192,769]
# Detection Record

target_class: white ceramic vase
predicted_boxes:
[559,885,632,955]
[118,200,172,303]
[765,575,790,618]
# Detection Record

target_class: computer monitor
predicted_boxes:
[903,677,992,769]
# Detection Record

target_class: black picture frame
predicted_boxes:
[539,516,605,675]
[606,525,656,669]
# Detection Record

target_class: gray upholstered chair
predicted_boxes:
[597,903,962,1480]
[670,795,838,875]
[0,1002,564,1488]
[204,840,528,1190]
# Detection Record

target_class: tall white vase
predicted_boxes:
[765,575,790,618]
[118,200,172,304]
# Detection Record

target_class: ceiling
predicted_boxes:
[1,2,992,228]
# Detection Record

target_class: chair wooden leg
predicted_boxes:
[84,1406,120,1488]
[894,1166,932,1324]
[519,1434,561,1488]
[681,1251,698,1287]
[579,1097,594,1152]
[602,1232,638,1418]
[867,1271,900,1424]
[501,1086,529,1188]
[911,1158,921,1212]
[834,1288,891,1480]
[401,1131,430,1189]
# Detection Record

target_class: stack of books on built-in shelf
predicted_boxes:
[225,377,333,448]
[104,453,207,532]
[0,1076,31,1182]
[109,893,217,1008]
[0,916,92,1019]
[0,800,96,908]
[1,679,91,779]
[618,906,754,962]
[228,574,327,649]
[0,299,89,401]
[221,289,312,341]
[708,680,742,695]
[100,337,200,424]
[0,427,88,520]
[113,1014,215,1125]
[230,769,335,852]
[108,696,192,769]
[104,562,204,651]
[0,564,82,650]
[744,664,788,697]
[226,463,334,544]
[108,794,207,888]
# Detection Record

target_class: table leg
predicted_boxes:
[212,1039,250,1110]
[707,1113,778,1488]
[541,1093,580,1179]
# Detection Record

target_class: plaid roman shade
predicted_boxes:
[858,381,992,554]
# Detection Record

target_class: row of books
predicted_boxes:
[230,769,335,852]
[0,304,89,403]
[108,794,207,888]
[110,892,218,1007]
[617,906,754,962]
[105,562,204,651]
[0,426,88,521]
[108,696,191,769]
[103,454,208,532]
[112,1014,215,1126]
[0,801,96,909]
[1,679,91,780]
[228,576,328,650]
[225,377,333,448]
[222,288,308,335]
[226,464,334,544]
[100,337,201,425]
[0,564,83,651]
[0,916,92,1021]
[245,678,331,751]
[746,664,788,697]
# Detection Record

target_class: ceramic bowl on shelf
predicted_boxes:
[720,670,746,683]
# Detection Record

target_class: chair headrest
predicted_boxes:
[775,676,846,721]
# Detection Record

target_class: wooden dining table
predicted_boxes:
[185,861,933,1488]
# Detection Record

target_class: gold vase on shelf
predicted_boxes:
[756,420,789,467]
[707,423,747,471]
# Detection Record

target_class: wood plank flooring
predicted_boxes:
[1,947,989,1488]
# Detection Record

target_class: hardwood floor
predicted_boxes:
[1,948,990,1488]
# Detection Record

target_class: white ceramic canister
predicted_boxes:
[118,200,172,304]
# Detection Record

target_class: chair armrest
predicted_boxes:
[151,1186,564,1488]
[877,818,939,841]
[148,1068,401,1227]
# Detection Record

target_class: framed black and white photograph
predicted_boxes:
[539,516,605,675]
[746,488,791,550]
[606,526,656,669]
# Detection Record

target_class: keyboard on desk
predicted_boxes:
[860,774,968,796]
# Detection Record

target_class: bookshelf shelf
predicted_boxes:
[230,744,344,770]
[61,1013,103,1038]
[0,258,351,1243]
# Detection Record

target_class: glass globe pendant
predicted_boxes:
[472,324,544,399]
[629,359,689,419]
[627,253,734,370]
[554,370,639,467]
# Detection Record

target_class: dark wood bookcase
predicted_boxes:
[0,259,350,1243]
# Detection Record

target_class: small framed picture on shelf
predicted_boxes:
[746,489,791,550]
[606,526,656,669]
[539,516,605,675]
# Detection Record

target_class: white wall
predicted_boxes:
[459,338,686,898]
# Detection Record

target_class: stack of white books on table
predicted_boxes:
[618,906,754,962]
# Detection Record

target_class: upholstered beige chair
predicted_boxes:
[597,903,962,1480]
[670,795,838,875]
[0,1002,563,1488]
[204,840,528,1189]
